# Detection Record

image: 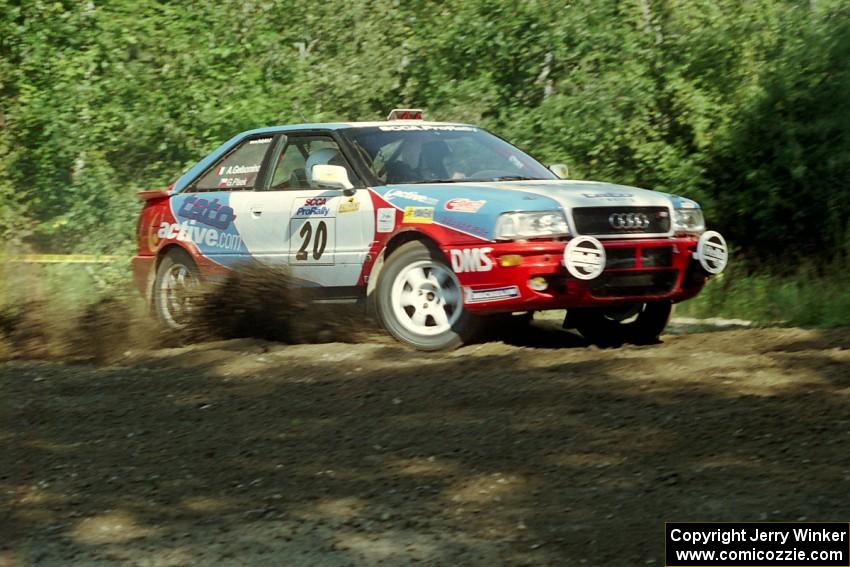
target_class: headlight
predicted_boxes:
[672,201,705,235]
[495,211,569,240]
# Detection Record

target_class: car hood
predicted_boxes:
[373,179,675,241]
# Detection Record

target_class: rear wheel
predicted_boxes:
[376,241,479,350]
[567,301,672,347]
[153,249,200,330]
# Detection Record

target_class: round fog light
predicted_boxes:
[528,277,548,291]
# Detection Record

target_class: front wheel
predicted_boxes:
[376,241,479,350]
[567,301,672,347]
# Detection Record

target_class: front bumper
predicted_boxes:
[444,237,710,313]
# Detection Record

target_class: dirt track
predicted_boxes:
[2,323,849,566]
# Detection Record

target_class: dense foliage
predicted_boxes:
[1,0,848,264]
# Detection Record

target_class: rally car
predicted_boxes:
[133,109,728,350]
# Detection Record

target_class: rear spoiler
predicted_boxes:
[137,188,172,201]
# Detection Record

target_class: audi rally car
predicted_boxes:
[133,109,728,350]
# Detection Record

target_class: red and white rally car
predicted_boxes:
[133,109,728,350]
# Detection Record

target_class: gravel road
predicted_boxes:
[2,323,849,566]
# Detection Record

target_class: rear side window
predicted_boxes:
[193,136,273,191]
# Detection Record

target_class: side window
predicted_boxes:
[268,136,353,190]
[193,136,273,191]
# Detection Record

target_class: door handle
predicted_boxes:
[250,207,263,218]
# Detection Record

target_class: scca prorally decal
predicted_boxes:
[295,197,331,217]
[384,189,438,205]
[450,247,493,273]
[177,196,236,230]
[445,198,486,213]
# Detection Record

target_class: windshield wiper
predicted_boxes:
[407,178,472,184]
[491,175,544,181]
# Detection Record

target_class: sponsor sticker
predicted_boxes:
[157,220,243,251]
[445,198,486,213]
[339,197,360,214]
[463,285,520,303]
[293,197,332,218]
[696,230,728,274]
[248,137,272,145]
[377,208,396,233]
[581,192,634,201]
[379,125,477,132]
[403,206,434,224]
[450,247,494,273]
[563,236,606,280]
[177,196,236,230]
[384,189,438,205]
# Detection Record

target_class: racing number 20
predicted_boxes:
[297,220,328,261]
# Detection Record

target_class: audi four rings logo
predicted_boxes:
[608,212,650,229]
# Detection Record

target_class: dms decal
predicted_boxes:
[445,198,486,213]
[403,206,434,224]
[384,189,438,205]
[177,196,236,230]
[450,247,494,273]
[157,220,243,251]
[463,285,519,303]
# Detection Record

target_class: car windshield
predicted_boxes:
[341,125,557,185]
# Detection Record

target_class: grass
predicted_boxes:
[675,263,850,327]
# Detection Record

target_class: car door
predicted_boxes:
[170,134,275,269]
[231,132,374,288]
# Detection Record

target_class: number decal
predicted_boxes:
[313,221,327,260]
[295,220,328,261]
[297,222,313,261]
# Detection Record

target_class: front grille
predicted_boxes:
[589,270,677,298]
[606,247,637,269]
[573,206,671,236]
[641,246,673,267]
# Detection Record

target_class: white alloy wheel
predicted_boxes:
[390,260,462,336]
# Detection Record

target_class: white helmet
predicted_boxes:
[305,148,342,186]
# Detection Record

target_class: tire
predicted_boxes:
[376,240,479,351]
[153,249,200,330]
[567,301,672,347]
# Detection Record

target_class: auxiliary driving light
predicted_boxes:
[528,277,549,291]
[499,254,523,267]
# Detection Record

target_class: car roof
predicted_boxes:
[171,121,475,193]
[240,120,473,135]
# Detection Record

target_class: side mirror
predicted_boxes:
[549,164,569,179]
[311,164,354,193]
